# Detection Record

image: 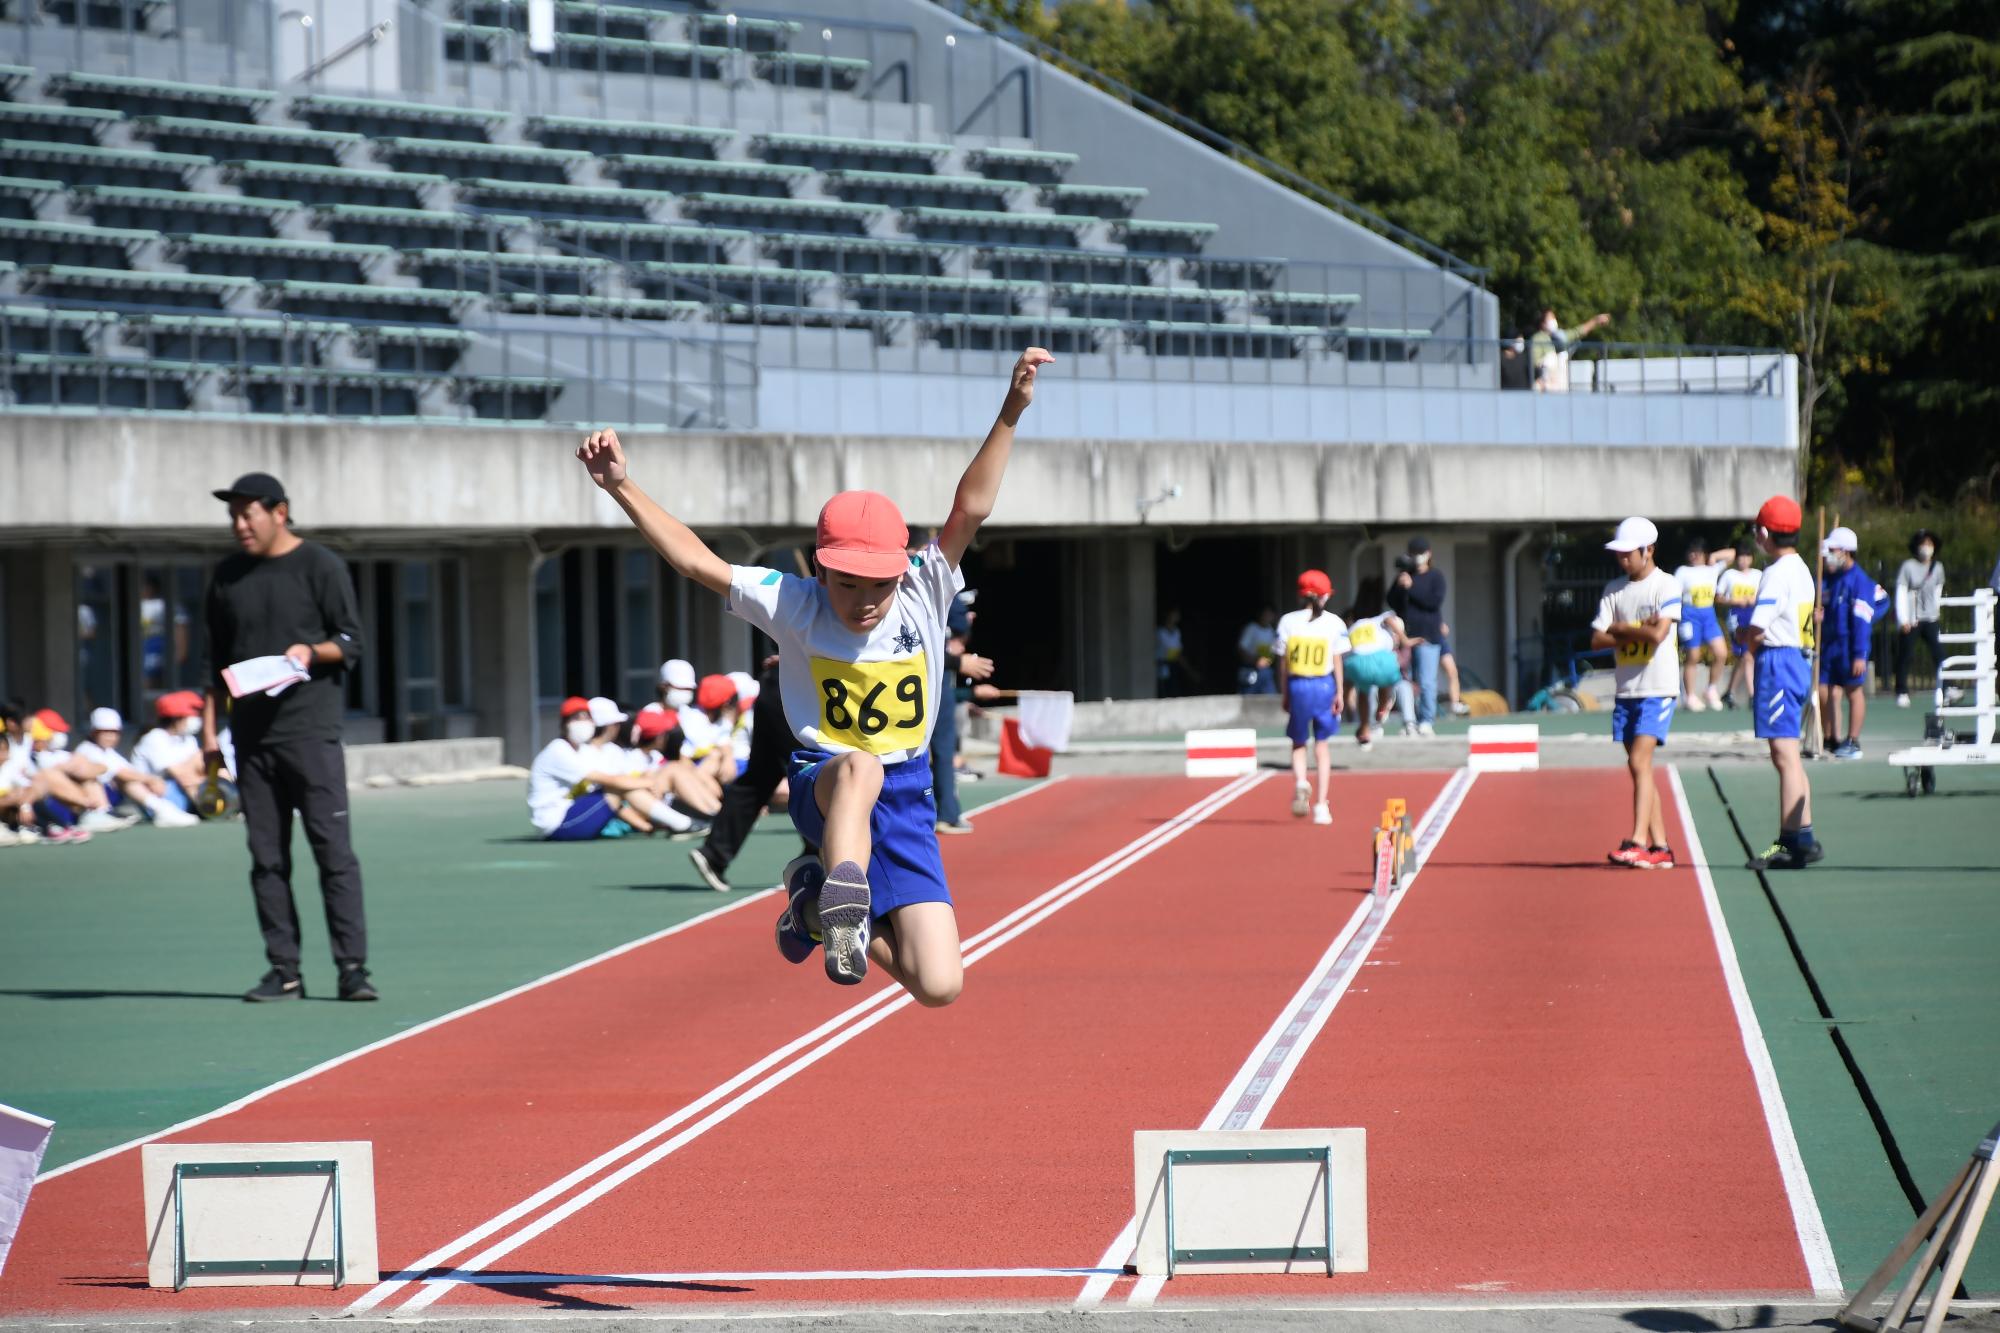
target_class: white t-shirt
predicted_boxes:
[1750,552,1817,651]
[73,739,133,777]
[676,706,723,759]
[727,541,964,766]
[1716,567,1760,615]
[133,726,199,776]
[526,738,600,834]
[0,749,34,794]
[32,747,70,772]
[1237,621,1277,663]
[1273,608,1350,679]
[1345,611,1399,663]
[1674,563,1723,614]
[1592,568,1683,698]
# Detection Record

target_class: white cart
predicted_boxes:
[1886,588,1997,796]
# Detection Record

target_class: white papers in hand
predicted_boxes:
[222,655,311,699]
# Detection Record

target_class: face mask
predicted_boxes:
[180,717,202,737]
[49,733,68,751]
[665,687,693,709]
[1918,545,1935,561]
[564,717,595,745]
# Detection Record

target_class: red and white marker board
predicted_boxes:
[1467,723,1539,772]
[1185,728,1258,778]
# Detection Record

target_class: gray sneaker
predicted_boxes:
[1833,739,1863,760]
[774,855,822,965]
[817,859,872,985]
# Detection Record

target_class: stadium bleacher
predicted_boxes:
[0,0,1438,421]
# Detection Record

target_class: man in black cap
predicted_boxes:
[1387,536,1448,735]
[200,473,375,1002]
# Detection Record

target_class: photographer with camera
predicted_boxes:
[1386,538,1448,735]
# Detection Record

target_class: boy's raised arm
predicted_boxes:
[578,428,733,597]
[939,347,1054,569]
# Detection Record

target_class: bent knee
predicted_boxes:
[911,975,962,1008]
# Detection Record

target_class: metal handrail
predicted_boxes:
[938,3,1490,284]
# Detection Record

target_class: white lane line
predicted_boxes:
[1083,767,1480,1307]
[959,773,1067,823]
[1669,765,1842,1298]
[418,1265,1124,1287]
[34,887,777,1185]
[374,772,1271,1314]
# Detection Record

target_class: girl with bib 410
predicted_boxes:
[576,348,1054,1006]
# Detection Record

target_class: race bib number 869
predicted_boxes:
[809,652,929,755]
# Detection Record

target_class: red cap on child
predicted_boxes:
[695,674,736,714]
[815,490,910,580]
[559,696,590,718]
[1297,569,1333,598]
[635,708,677,741]
[1756,495,1803,533]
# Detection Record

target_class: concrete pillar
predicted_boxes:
[1070,535,1155,700]
[1,547,77,717]
[1450,532,1500,695]
[468,544,538,767]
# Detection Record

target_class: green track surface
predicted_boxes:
[0,776,1031,1172]
[1677,758,2000,1295]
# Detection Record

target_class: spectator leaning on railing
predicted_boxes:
[1530,308,1611,393]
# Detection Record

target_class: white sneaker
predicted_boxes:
[1311,802,1332,826]
[149,804,200,829]
[1416,722,1435,737]
[1705,688,1724,710]
[1896,693,1911,708]
[79,809,139,833]
[1291,782,1310,818]
[1684,694,1708,712]
[1450,700,1471,716]
[0,827,18,847]
[1357,736,1375,752]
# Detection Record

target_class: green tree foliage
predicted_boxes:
[947,0,1994,504]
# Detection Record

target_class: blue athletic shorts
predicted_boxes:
[1726,609,1755,641]
[1347,651,1400,690]
[789,750,951,919]
[546,791,618,841]
[1754,647,1809,740]
[1611,696,1677,745]
[1818,650,1869,688]
[1284,674,1340,744]
[1679,606,1723,646]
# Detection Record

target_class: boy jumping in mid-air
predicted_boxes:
[1738,495,1823,869]
[577,347,1054,1002]
[1591,517,1683,869]
[1274,570,1348,825]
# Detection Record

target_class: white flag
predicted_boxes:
[0,1103,55,1278]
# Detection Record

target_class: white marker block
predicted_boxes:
[1185,728,1258,777]
[1132,1128,1367,1275]
[142,1141,377,1288]
[1468,722,1539,772]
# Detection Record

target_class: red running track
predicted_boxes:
[0,775,1201,1315]
[388,771,1447,1313]
[1148,767,1815,1304]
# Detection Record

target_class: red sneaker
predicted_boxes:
[1636,847,1676,870]
[1608,840,1644,867]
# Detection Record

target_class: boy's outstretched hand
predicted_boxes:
[578,428,627,489]
[1001,347,1055,425]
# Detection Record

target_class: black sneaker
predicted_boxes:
[687,844,730,892]
[1747,840,1825,871]
[337,964,379,1001]
[244,969,304,1002]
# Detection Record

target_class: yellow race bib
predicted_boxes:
[1797,603,1817,650]
[1348,622,1385,653]
[1286,637,1334,678]
[1616,622,1656,667]
[810,652,929,754]
[1688,584,1714,609]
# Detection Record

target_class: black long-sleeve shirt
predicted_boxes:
[204,541,364,749]
[1388,567,1448,642]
